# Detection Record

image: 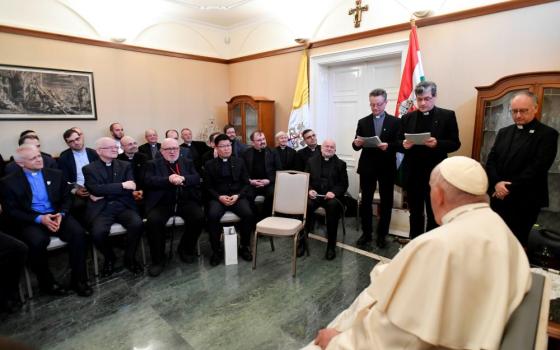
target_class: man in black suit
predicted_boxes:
[486,91,558,245]
[5,134,58,174]
[399,81,461,238]
[305,139,349,260]
[118,136,149,190]
[242,130,282,221]
[144,138,204,276]
[180,128,201,169]
[296,129,321,171]
[224,124,248,158]
[58,128,99,223]
[138,128,161,160]
[83,137,144,276]
[204,134,254,266]
[353,89,401,248]
[274,131,297,170]
[0,145,92,297]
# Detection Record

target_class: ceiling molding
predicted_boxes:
[0,0,556,65]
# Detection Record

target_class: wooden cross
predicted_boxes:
[348,0,369,28]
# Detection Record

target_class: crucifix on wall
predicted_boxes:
[348,0,369,28]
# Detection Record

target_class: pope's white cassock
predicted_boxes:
[303,157,531,350]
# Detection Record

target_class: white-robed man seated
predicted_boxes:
[304,156,531,350]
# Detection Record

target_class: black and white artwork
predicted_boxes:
[0,64,96,120]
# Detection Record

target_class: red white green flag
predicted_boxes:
[395,25,425,117]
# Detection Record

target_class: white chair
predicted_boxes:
[92,223,146,276]
[23,237,68,298]
[252,171,309,277]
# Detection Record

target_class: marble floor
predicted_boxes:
[0,217,401,350]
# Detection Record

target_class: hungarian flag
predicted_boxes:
[395,25,425,117]
[287,51,310,150]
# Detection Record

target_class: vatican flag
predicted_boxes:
[287,51,310,150]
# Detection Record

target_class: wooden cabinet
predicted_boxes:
[227,95,275,144]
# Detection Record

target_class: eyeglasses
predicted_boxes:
[217,144,232,149]
[510,109,530,115]
[100,146,119,150]
[161,147,179,151]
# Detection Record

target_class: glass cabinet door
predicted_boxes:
[540,88,560,216]
[245,104,257,144]
[232,104,243,138]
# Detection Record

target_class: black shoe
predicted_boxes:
[376,236,387,249]
[72,281,93,297]
[239,246,253,262]
[0,298,23,314]
[356,234,372,247]
[210,253,222,266]
[41,282,68,296]
[178,250,196,264]
[101,260,115,277]
[148,263,164,277]
[325,247,336,260]
[124,259,143,274]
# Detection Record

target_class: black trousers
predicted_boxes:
[146,200,204,264]
[406,166,437,238]
[206,198,254,253]
[70,195,88,226]
[19,215,87,286]
[360,171,394,239]
[90,203,143,263]
[0,231,27,302]
[306,198,342,249]
[251,185,274,222]
[491,197,540,246]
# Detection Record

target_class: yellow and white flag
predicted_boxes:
[287,51,310,150]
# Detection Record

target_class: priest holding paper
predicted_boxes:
[399,81,460,238]
[352,89,400,248]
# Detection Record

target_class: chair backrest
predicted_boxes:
[499,272,550,350]
[272,171,309,216]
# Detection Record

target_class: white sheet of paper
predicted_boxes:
[405,132,431,144]
[357,135,382,148]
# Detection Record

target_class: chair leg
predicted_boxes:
[93,247,99,277]
[292,235,297,277]
[19,281,26,303]
[356,201,360,230]
[24,267,33,299]
[269,237,275,251]
[140,238,147,266]
[252,231,258,270]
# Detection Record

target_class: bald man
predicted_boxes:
[83,137,143,276]
[118,135,149,191]
[306,157,531,350]
[138,128,161,160]
[304,139,348,260]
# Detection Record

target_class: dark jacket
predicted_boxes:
[295,145,321,171]
[305,154,348,198]
[0,167,71,224]
[203,156,252,200]
[82,159,137,224]
[273,146,297,171]
[58,147,99,184]
[117,152,149,188]
[138,142,161,160]
[352,112,401,175]
[486,119,558,207]
[143,157,202,213]
[242,147,282,183]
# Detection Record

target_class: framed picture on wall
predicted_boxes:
[0,64,97,120]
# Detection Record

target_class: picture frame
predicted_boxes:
[0,64,97,120]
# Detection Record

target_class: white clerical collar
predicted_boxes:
[24,169,39,176]
[441,203,489,224]
[105,161,112,166]
[516,125,524,130]
[323,157,330,161]
[221,157,228,162]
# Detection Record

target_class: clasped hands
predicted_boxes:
[249,179,270,187]
[219,194,239,206]
[403,137,437,149]
[168,174,186,186]
[492,181,511,200]
[40,213,62,233]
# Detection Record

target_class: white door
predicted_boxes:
[326,56,401,198]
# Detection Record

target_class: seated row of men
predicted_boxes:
[0,125,349,308]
